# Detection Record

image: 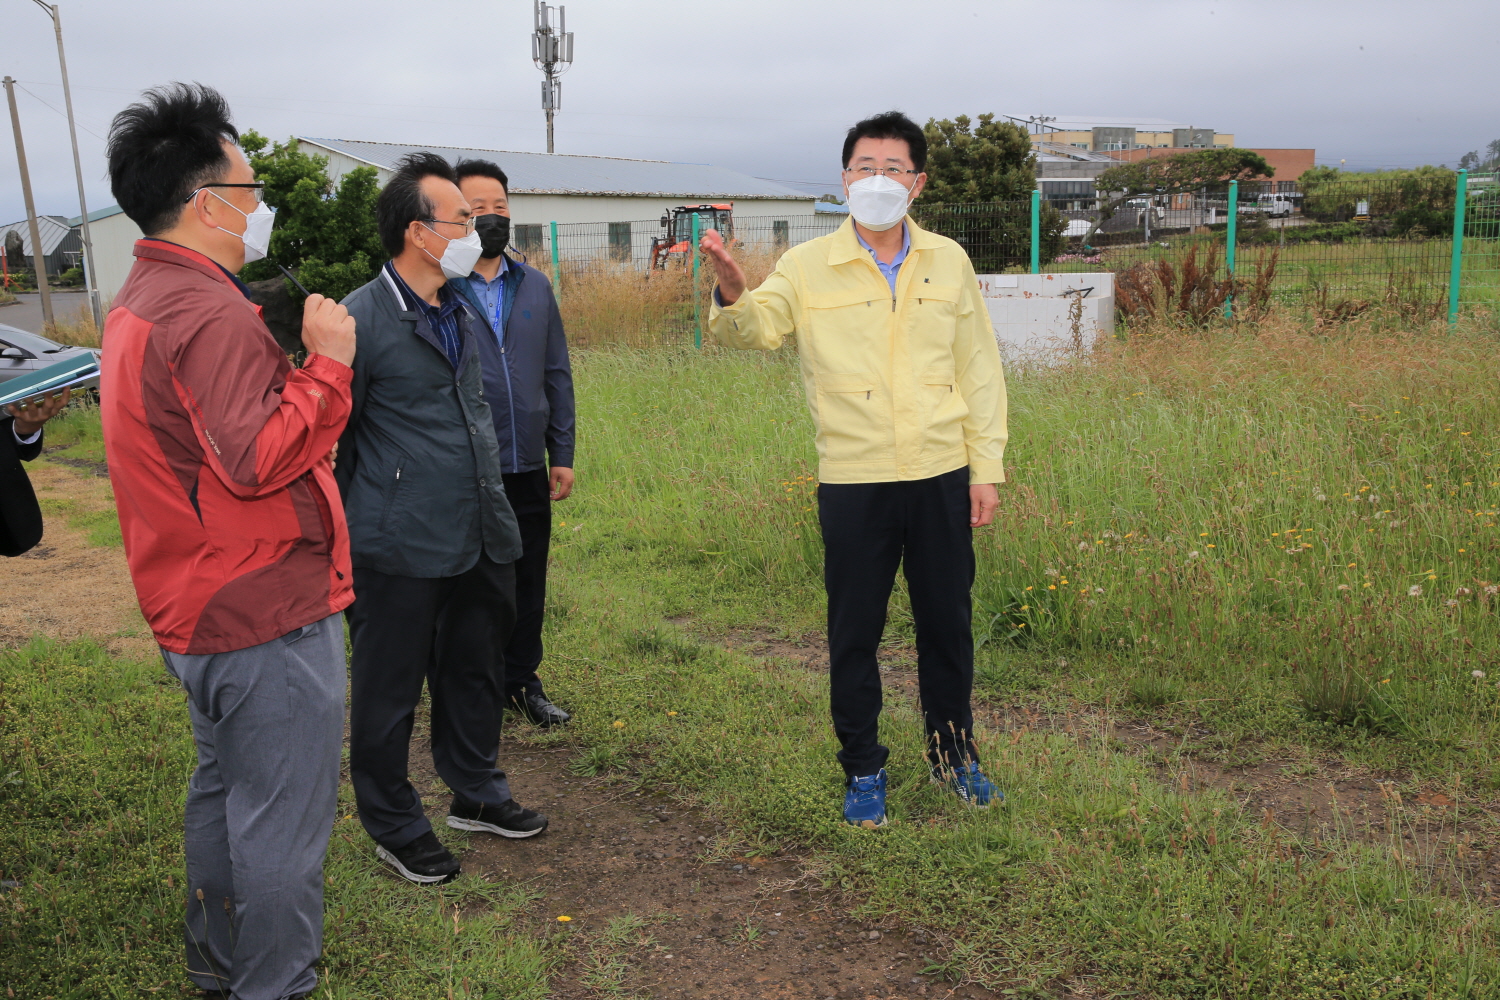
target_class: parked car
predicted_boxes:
[0,323,101,395]
[1242,193,1300,218]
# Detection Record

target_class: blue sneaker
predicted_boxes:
[934,763,1003,807]
[843,769,888,828]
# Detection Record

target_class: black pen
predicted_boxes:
[276,263,312,297]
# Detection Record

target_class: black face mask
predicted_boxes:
[474,213,510,259]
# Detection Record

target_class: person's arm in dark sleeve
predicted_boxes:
[173,299,353,499]
[541,284,575,470]
[11,422,42,461]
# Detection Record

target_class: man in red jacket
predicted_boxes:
[101,83,356,1000]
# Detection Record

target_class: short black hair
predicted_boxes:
[106,82,239,237]
[376,151,458,257]
[842,111,927,173]
[455,158,509,196]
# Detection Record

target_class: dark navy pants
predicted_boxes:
[818,466,979,778]
[347,556,517,849]
[501,468,552,698]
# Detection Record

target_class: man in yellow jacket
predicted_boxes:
[701,111,1007,827]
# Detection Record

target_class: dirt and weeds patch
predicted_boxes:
[11,326,1500,997]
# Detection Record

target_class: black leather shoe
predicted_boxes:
[509,690,572,728]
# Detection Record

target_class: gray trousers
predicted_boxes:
[161,614,345,1000]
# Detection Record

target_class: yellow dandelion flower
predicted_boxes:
[667,711,678,717]
[558,915,573,922]
[612,720,625,729]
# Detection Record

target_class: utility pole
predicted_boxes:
[33,1,102,329]
[532,1,574,154]
[4,76,53,328]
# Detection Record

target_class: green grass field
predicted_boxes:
[6,324,1500,997]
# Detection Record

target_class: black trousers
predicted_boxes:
[501,469,552,698]
[347,555,517,848]
[818,466,978,778]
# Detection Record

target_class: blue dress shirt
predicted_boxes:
[466,256,510,339]
[854,222,911,294]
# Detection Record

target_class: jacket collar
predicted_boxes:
[383,262,483,375]
[825,216,943,267]
[132,239,252,297]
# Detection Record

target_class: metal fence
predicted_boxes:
[540,171,1499,346]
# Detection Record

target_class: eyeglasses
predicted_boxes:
[184,182,266,204]
[423,218,477,235]
[844,166,918,179]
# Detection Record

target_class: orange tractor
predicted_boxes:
[650,203,733,269]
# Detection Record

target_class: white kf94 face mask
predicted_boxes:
[844,173,918,232]
[424,227,485,280]
[207,190,275,263]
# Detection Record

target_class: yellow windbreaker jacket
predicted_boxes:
[708,216,1007,486]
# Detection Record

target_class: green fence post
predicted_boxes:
[1223,180,1238,319]
[549,220,560,296]
[1030,189,1041,274]
[1448,169,1468,325]
[691,212,702,349]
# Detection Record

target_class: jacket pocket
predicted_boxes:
[812,372,890,465]
[378,454,410,534]
[917,366,970,453]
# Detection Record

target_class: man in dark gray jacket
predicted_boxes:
[452,158,576,729]
[337,152,547,886]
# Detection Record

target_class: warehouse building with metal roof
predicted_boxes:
[292,137,817,227]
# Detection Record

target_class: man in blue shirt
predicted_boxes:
[452,159,577,729]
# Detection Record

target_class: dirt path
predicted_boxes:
[0,460,152,659]
[399,736,997,999]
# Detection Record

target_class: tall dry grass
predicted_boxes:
[42,300,101,348]
[556,245,784,348]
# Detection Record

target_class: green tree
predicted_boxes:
[1087,148,1273,242]
[1298,165,1457,235]
[239,131,384,301]
[915,113,1064,271]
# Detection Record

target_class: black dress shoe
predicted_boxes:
[509,690,572,727]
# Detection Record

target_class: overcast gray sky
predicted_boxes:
[2,0,1495,224]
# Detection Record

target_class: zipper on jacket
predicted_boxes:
[501,282,520,471]
[395,463,403,481]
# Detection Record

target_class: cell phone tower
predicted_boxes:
[532,1,574,154]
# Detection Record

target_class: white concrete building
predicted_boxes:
[68,205,143,305]
[293,137,816,229]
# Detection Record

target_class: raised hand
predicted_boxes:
[301,293,357,367]
[698,228,746,306]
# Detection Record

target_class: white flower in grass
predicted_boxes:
[1337,584,1350,591]
[1408,585,1423,597]
[1077,541,1090,552]
[1472,670,1487,679]
[1457,587,1473,596]
[1447,599,1460,607]
[1188,550,1201,559]
[1487,585,1500,596]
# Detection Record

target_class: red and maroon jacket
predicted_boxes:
[102,240,354,654]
